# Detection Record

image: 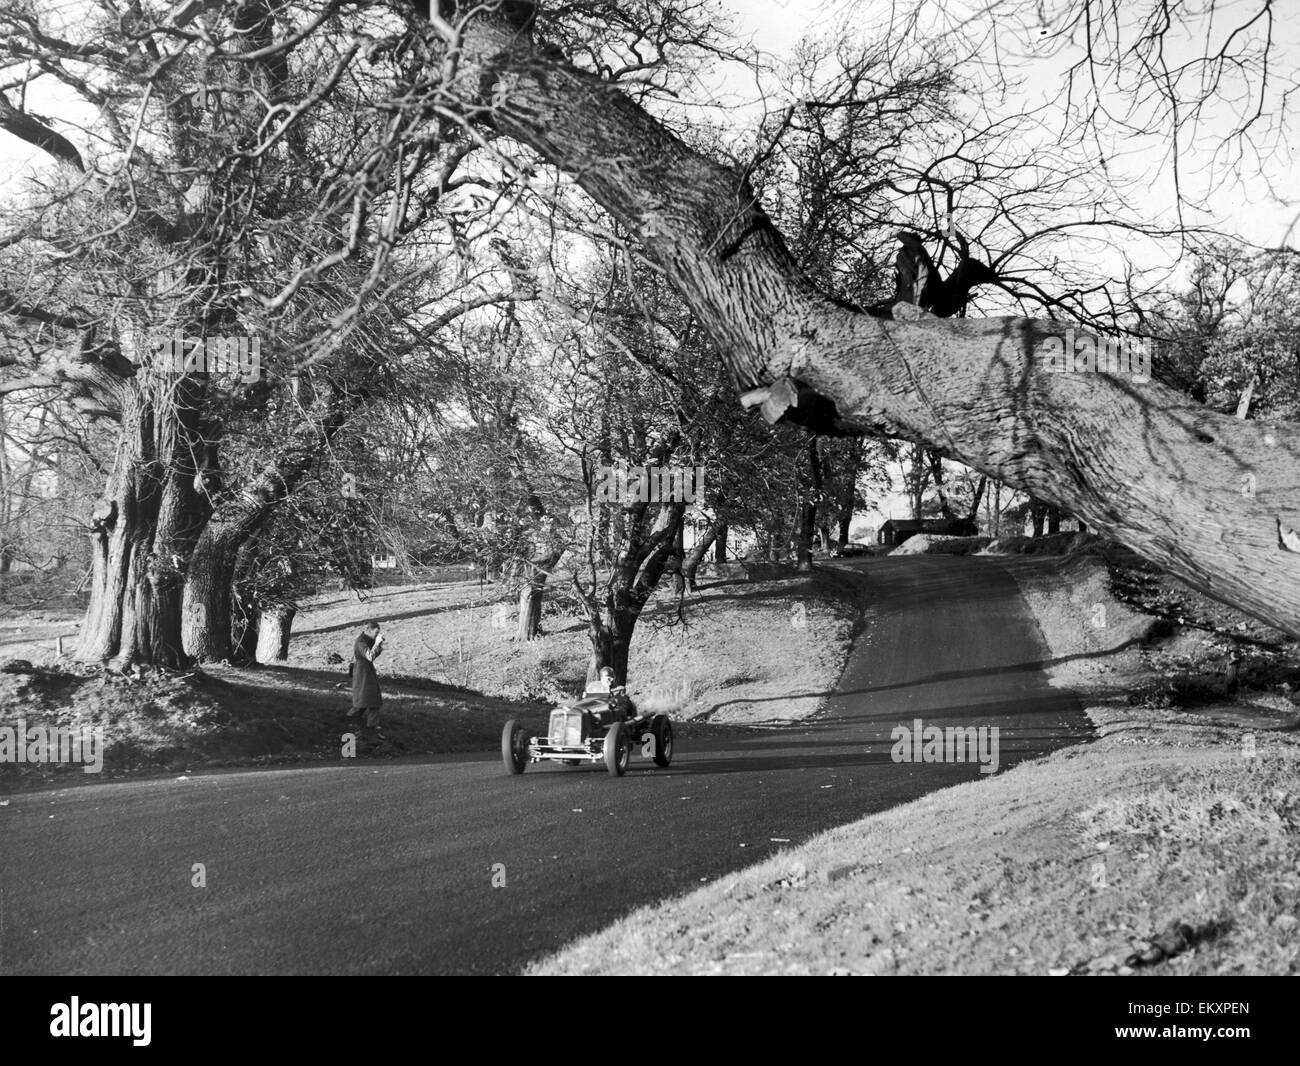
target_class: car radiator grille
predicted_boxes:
[548,710,582,746]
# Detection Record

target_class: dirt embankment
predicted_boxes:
[530,544,1300,976]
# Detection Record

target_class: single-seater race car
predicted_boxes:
[501,687,674,777]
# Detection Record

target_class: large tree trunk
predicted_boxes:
[79,383,208,667]
[714,523,728,563]
[433,5,1300,636]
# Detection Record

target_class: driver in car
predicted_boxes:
[585,666,638,720]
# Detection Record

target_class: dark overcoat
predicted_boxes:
[351,632,383,710]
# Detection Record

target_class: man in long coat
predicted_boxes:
[350,620,384,731]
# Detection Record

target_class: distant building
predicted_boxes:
[877,517,979,547]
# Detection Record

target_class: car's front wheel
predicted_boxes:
[651,715,674,767]
[501,719,529,775]
[603,721,631,777]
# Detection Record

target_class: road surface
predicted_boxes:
[0,556,1090,974]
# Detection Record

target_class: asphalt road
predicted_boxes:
[0,556,1090,975]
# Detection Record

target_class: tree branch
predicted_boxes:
[418,3,1300,637]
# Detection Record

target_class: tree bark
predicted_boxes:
[437,6,1300,636]
[79,382,208,667]
[254,604,295,663]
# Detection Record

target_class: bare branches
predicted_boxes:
[0,90,84,170]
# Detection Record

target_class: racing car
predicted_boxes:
[501,690,674,777]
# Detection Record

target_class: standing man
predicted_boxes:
[349,620,385,735]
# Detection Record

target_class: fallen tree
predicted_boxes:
[417,1,1300,636]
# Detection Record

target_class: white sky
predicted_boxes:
[713,0,1297,252]
[4,0,1293,249]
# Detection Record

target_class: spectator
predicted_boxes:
[349,620,385,734]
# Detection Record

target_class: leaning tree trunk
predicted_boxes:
[435,5,1300,637]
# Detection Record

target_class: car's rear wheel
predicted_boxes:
[603,721,631,777]
[501,719,528,775]
[651,715,674,767]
